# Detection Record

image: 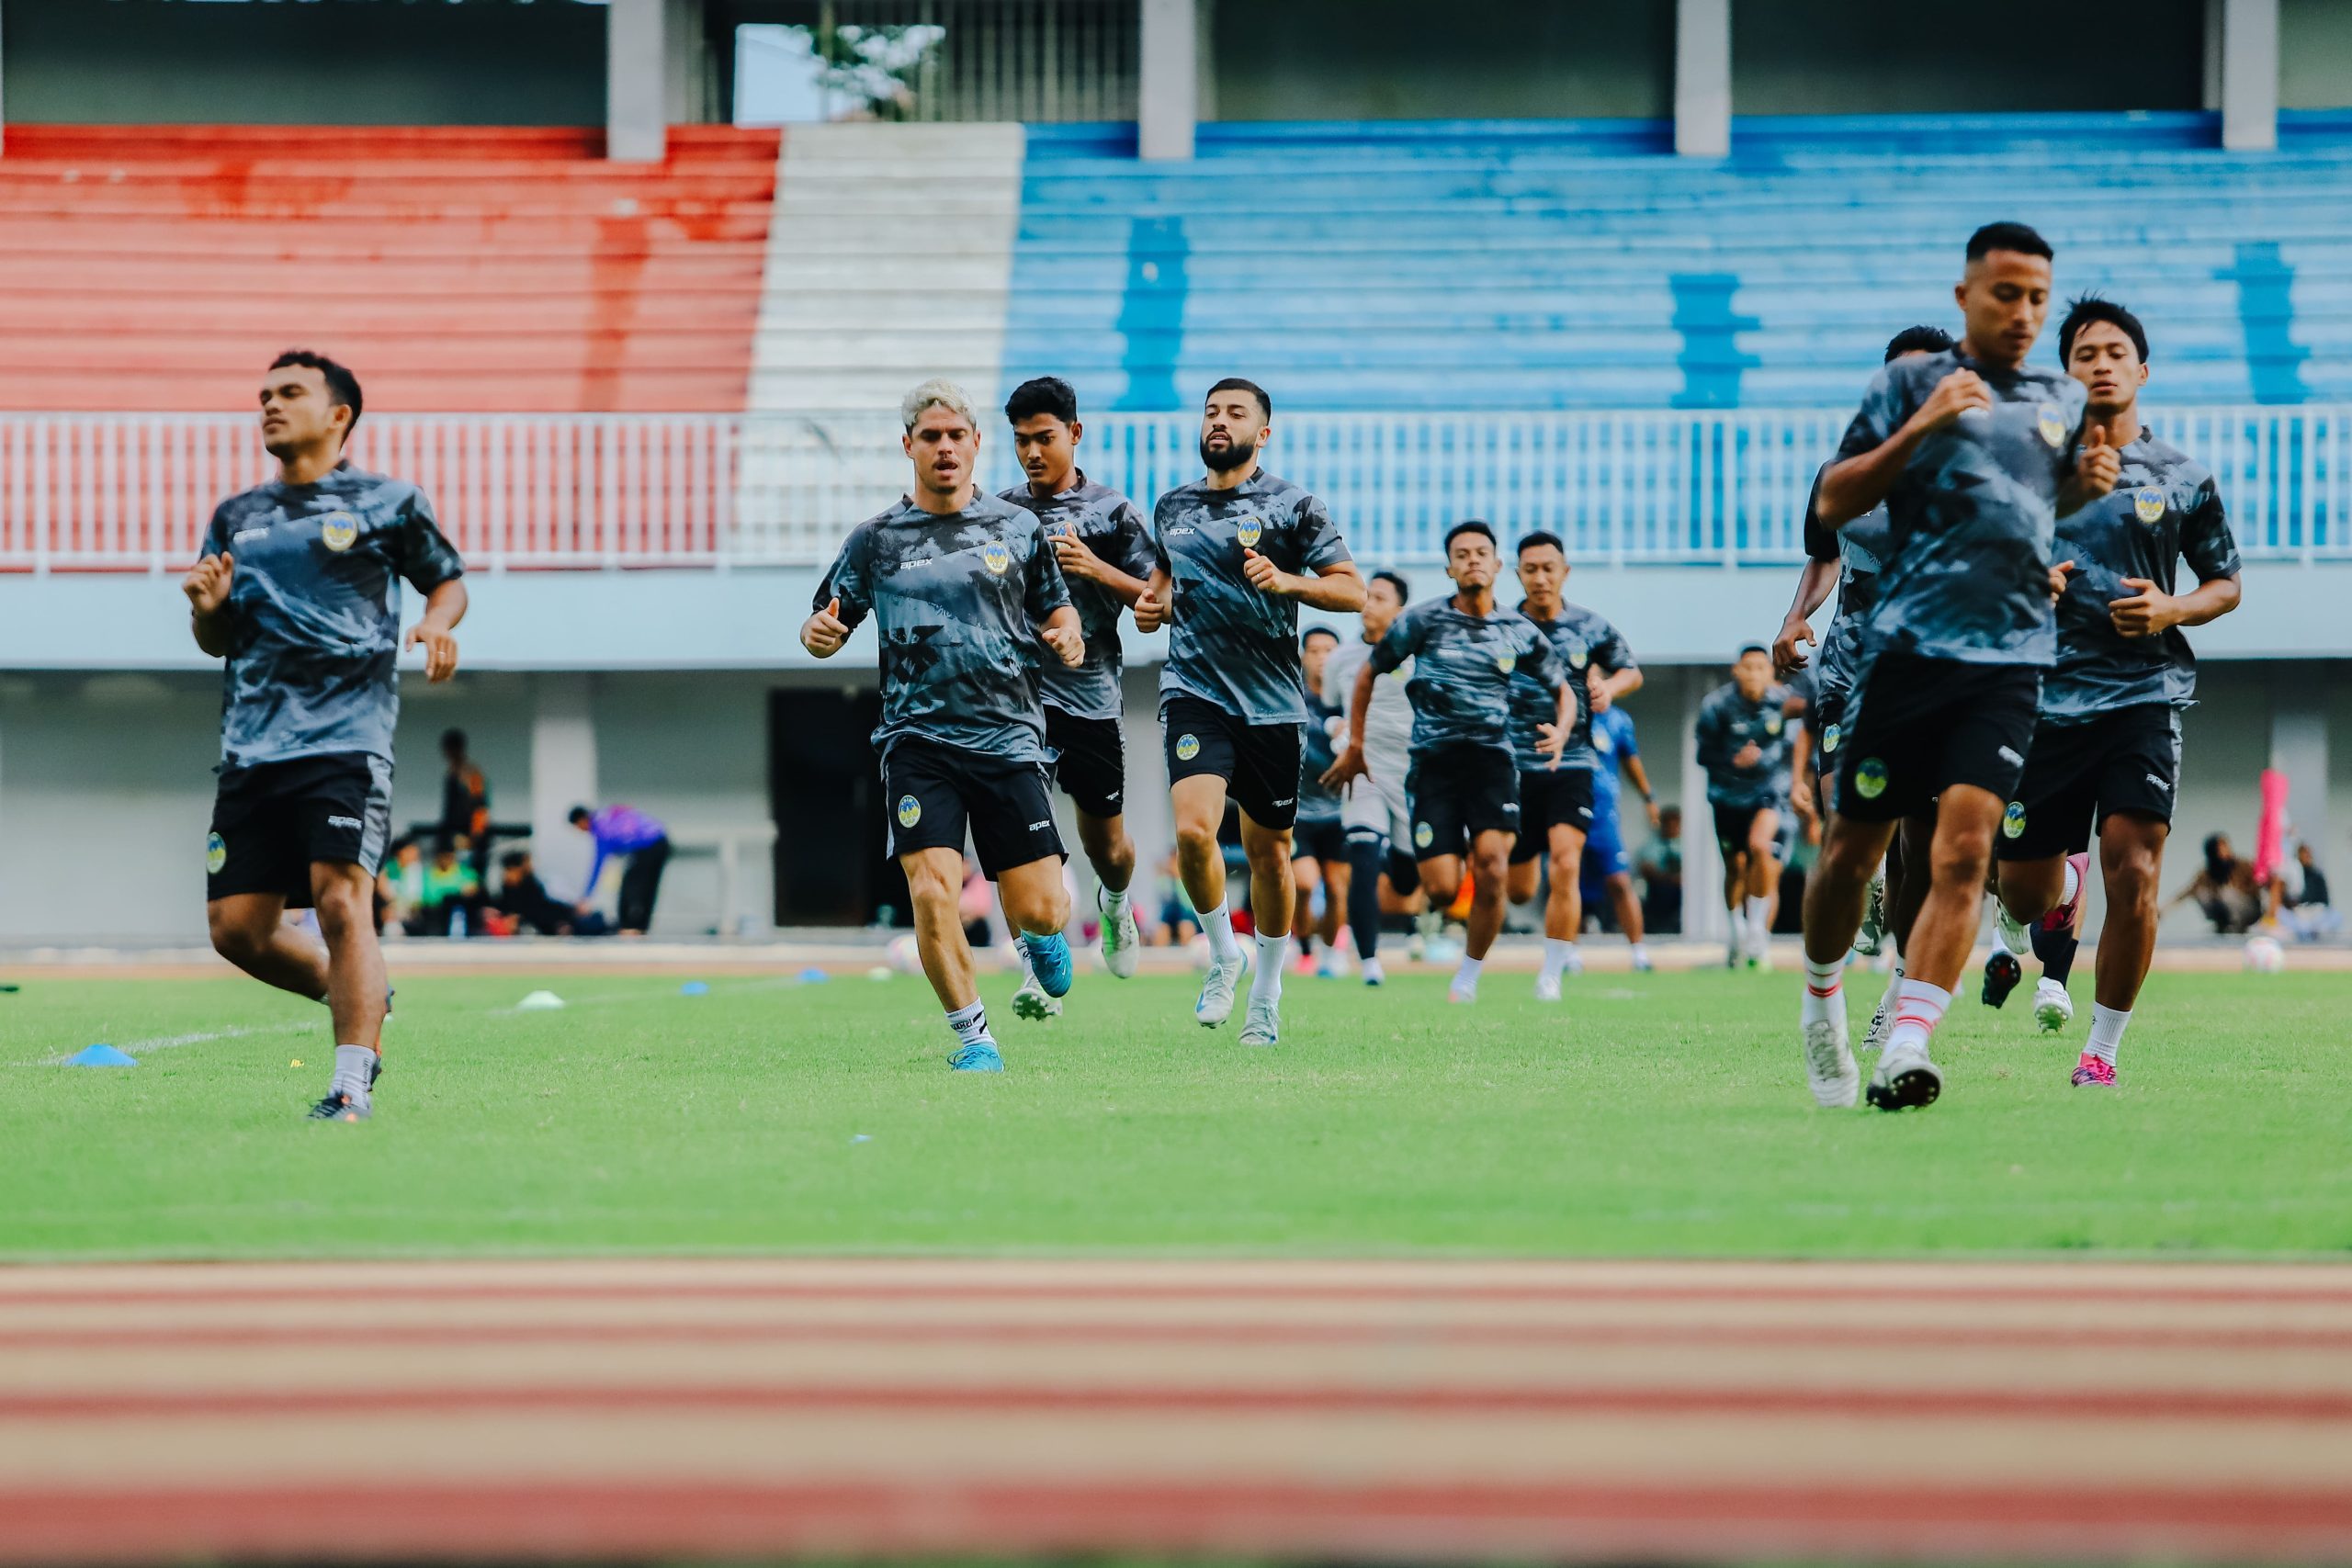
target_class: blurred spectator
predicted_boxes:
[439,728,491,875]
[2169,831,2278,934]
[2284,843,2340,941]
[1637,805,1684,935]
[570,803,671,935]
[406,838,482,937]
[377,836,424,935]
[1154,849,1200,946]
[495,849,608,937]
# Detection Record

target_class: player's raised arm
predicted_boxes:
[1816,362,1991,526]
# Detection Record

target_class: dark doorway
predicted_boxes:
[768,686,904,926]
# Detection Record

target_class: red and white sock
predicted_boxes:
[1802,955,1843,1026]
[1885,978,1952,1058]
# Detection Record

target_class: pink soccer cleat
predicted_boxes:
[2070,1053,2117,1088]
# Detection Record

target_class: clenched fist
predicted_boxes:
[183,552,233,615]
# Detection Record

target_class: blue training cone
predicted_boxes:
[680,980,710,997]
[797,967,829,985]
[65,1043,136,1067]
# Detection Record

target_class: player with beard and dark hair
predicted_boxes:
[1135,378,1364,1045]
[996,376,1158,1017]
[1797,222,2116,1112]
[1988,297,2241,1086]
[184,350,468,1122]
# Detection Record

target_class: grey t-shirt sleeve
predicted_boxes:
[816,529,871,628]
[1693,697,1728,771]
[1596,616,1634,675]
[1109,499,1159,581]
[1023,522,1073,623]
[1295,492,1352,570]
[1521,619,1566,692]
[2182,474,2243,581]
[1368,609,1420,675]
[394,490,465,593]
[1836,360,1913,463]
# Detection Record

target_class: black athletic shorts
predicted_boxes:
[207,750,394,906]
[1996,703,2180,862]
[1045,705,1126,820]
[1406,747,1521,861]
[1834,650,2041,824]
[1161,694,1303,830]
[884,738,1065,879]
[1292,817,1347,863]
[1510,763,1598,864]
[1712,801,1784,861]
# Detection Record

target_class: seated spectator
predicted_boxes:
[2170,831,2271,934]
[378,837,424,936]
[1637,805,1684,935]
[2284,842,2341,941]
[406,838,482,938]
[494,850,609,937]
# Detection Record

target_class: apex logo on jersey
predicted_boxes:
[1854,757,1889,800]
[205,831,227,874]
[1235,516,1263,549]
[1822,722,1842,755]
[896,795,922,829]
[319,512,359,552]
[1174,734,1201,761]
[1414,821,1434,851]
[2002,801,2028,840]
[2133,486,2167,525]
[2037,404,2066,448]
[980,540,1011,576]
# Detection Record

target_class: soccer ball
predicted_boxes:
[2244,934,2286,974]
[886,933,922,974]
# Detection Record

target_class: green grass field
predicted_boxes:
[4,964,2346,1260]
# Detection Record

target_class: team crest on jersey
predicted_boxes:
[2133,486,2166,525]
[1174,733,1201,761]
[1822,722,1841,755]
[1235,516,1263,549]
[1496,651,1517,674]
[1854,758,1889,800]
[980,540,1011,576]
[2002,801,2028,840]
[1563,635,1589,670]
[2037,404,2066,448]
[205,831,227,874]
[319,512,358,552]
[1765,713,1783,737]
[1414,821,1434,851]
[896,795,922,829]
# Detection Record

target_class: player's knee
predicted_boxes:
[1474,852,1510,889]
[207,907,266,964]
[900,857,959,908]
[1932,830,1994,886]
[2107,852,2161,912]
[1243,834,1290,874]
[1173,815,1219,856]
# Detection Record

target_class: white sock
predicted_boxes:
[1745,896,1770,942]
[945,998,990,1045]
[1540,937,1574,981]
[2086,1003,2131,1065]
[2061,858,2082,908]
[1886,978,1952,1058]
[1628,942,1649,966]
[1802,955,1844,1026]
[1100,884,1131,921]
[1879,956,1905,1014]
[1203,902,1241,964]
[331,1044,375,1100]
[1250,932,1286,1008]
[1453,954,1484,996]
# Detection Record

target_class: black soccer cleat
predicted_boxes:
[305,1053,381,1122]
[1980,950,2022,1009]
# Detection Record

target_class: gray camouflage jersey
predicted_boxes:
[1298,696,1346,825]
[998,472,1155,722]
[1695,682,1795,808]
[1323,632,1414,773]
[1153,469,1352,725]
[1801,462,1894,707]
[1509,602,1634,773]
[816,492,1071,763]
[1371,598,1564,761]
[1836,348,2089,668]
[199,463,465,770]
[2042,429,2241,723]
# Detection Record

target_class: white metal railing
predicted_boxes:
[4,407,2348,571]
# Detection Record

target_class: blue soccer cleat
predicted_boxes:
[949,1040,1005,1073]
[1021,932,1073,998]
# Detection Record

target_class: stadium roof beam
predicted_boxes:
[2222,0,2279,152]
[1674,0,1730,159]
[608,0,668,163]
[1138,0,1198,161]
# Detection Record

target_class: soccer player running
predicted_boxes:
[1696,645,1795,969]
[183,350,467,1122]
[1799,222,2118,1111]
[1776,326,1957,1043]
[995,376,1158,1016]
[1580,697,1660,971]
[1320,570,1417,984]
[1135,378,1363,1043]
[1329,522,1569,1005]
[1293,627,1352,976]
[1504,531,1641,998]
[803,380,1085,1072]
[1990,297,2241,1084]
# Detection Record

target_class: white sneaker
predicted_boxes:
[1012,953,1062,1020]
[1447,969,1478,1005]
[1995,901,2029,956]
[1533,971,1563,1003]
[1194,948,1249,1027]
[2033,978,2075,1033]
[1861,987,1896,1054]
[1238,998,1280,1046]
[1803,1016,1859,1108]
[1563,946,1585,976]
[1868,1043,1944,1111]
[1099,893,1140,979]
[1630,950,1655,973]
[1317,945,1350,979]
[1361,955,1386,987]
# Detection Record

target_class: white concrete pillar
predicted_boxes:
[531,673,599,901]
[2271,692,2327,873]
[1138,0,1198,162]
[607,0,668,164]
[2222,0,2279,152]
[1677,666,1727,946]
[1675,0,1732,160]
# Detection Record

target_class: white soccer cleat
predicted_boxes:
[1803,1016,1859,1109]
[1861,987,1896,1054]
[1360,955,1386,987]
[1533,971,1563,1003]
[1868,1043,1944,1111]
[1099,895,1141,980]
[1194,949,1249,1027]
[2033,978,2075,1033]
[1630,950,1655,973]
[1317,944,1351,980]
[1238,998,1280,1046]
[1012,962,1062,1021]
[1995,901,2030,957]
[1447,974,1479,1005]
